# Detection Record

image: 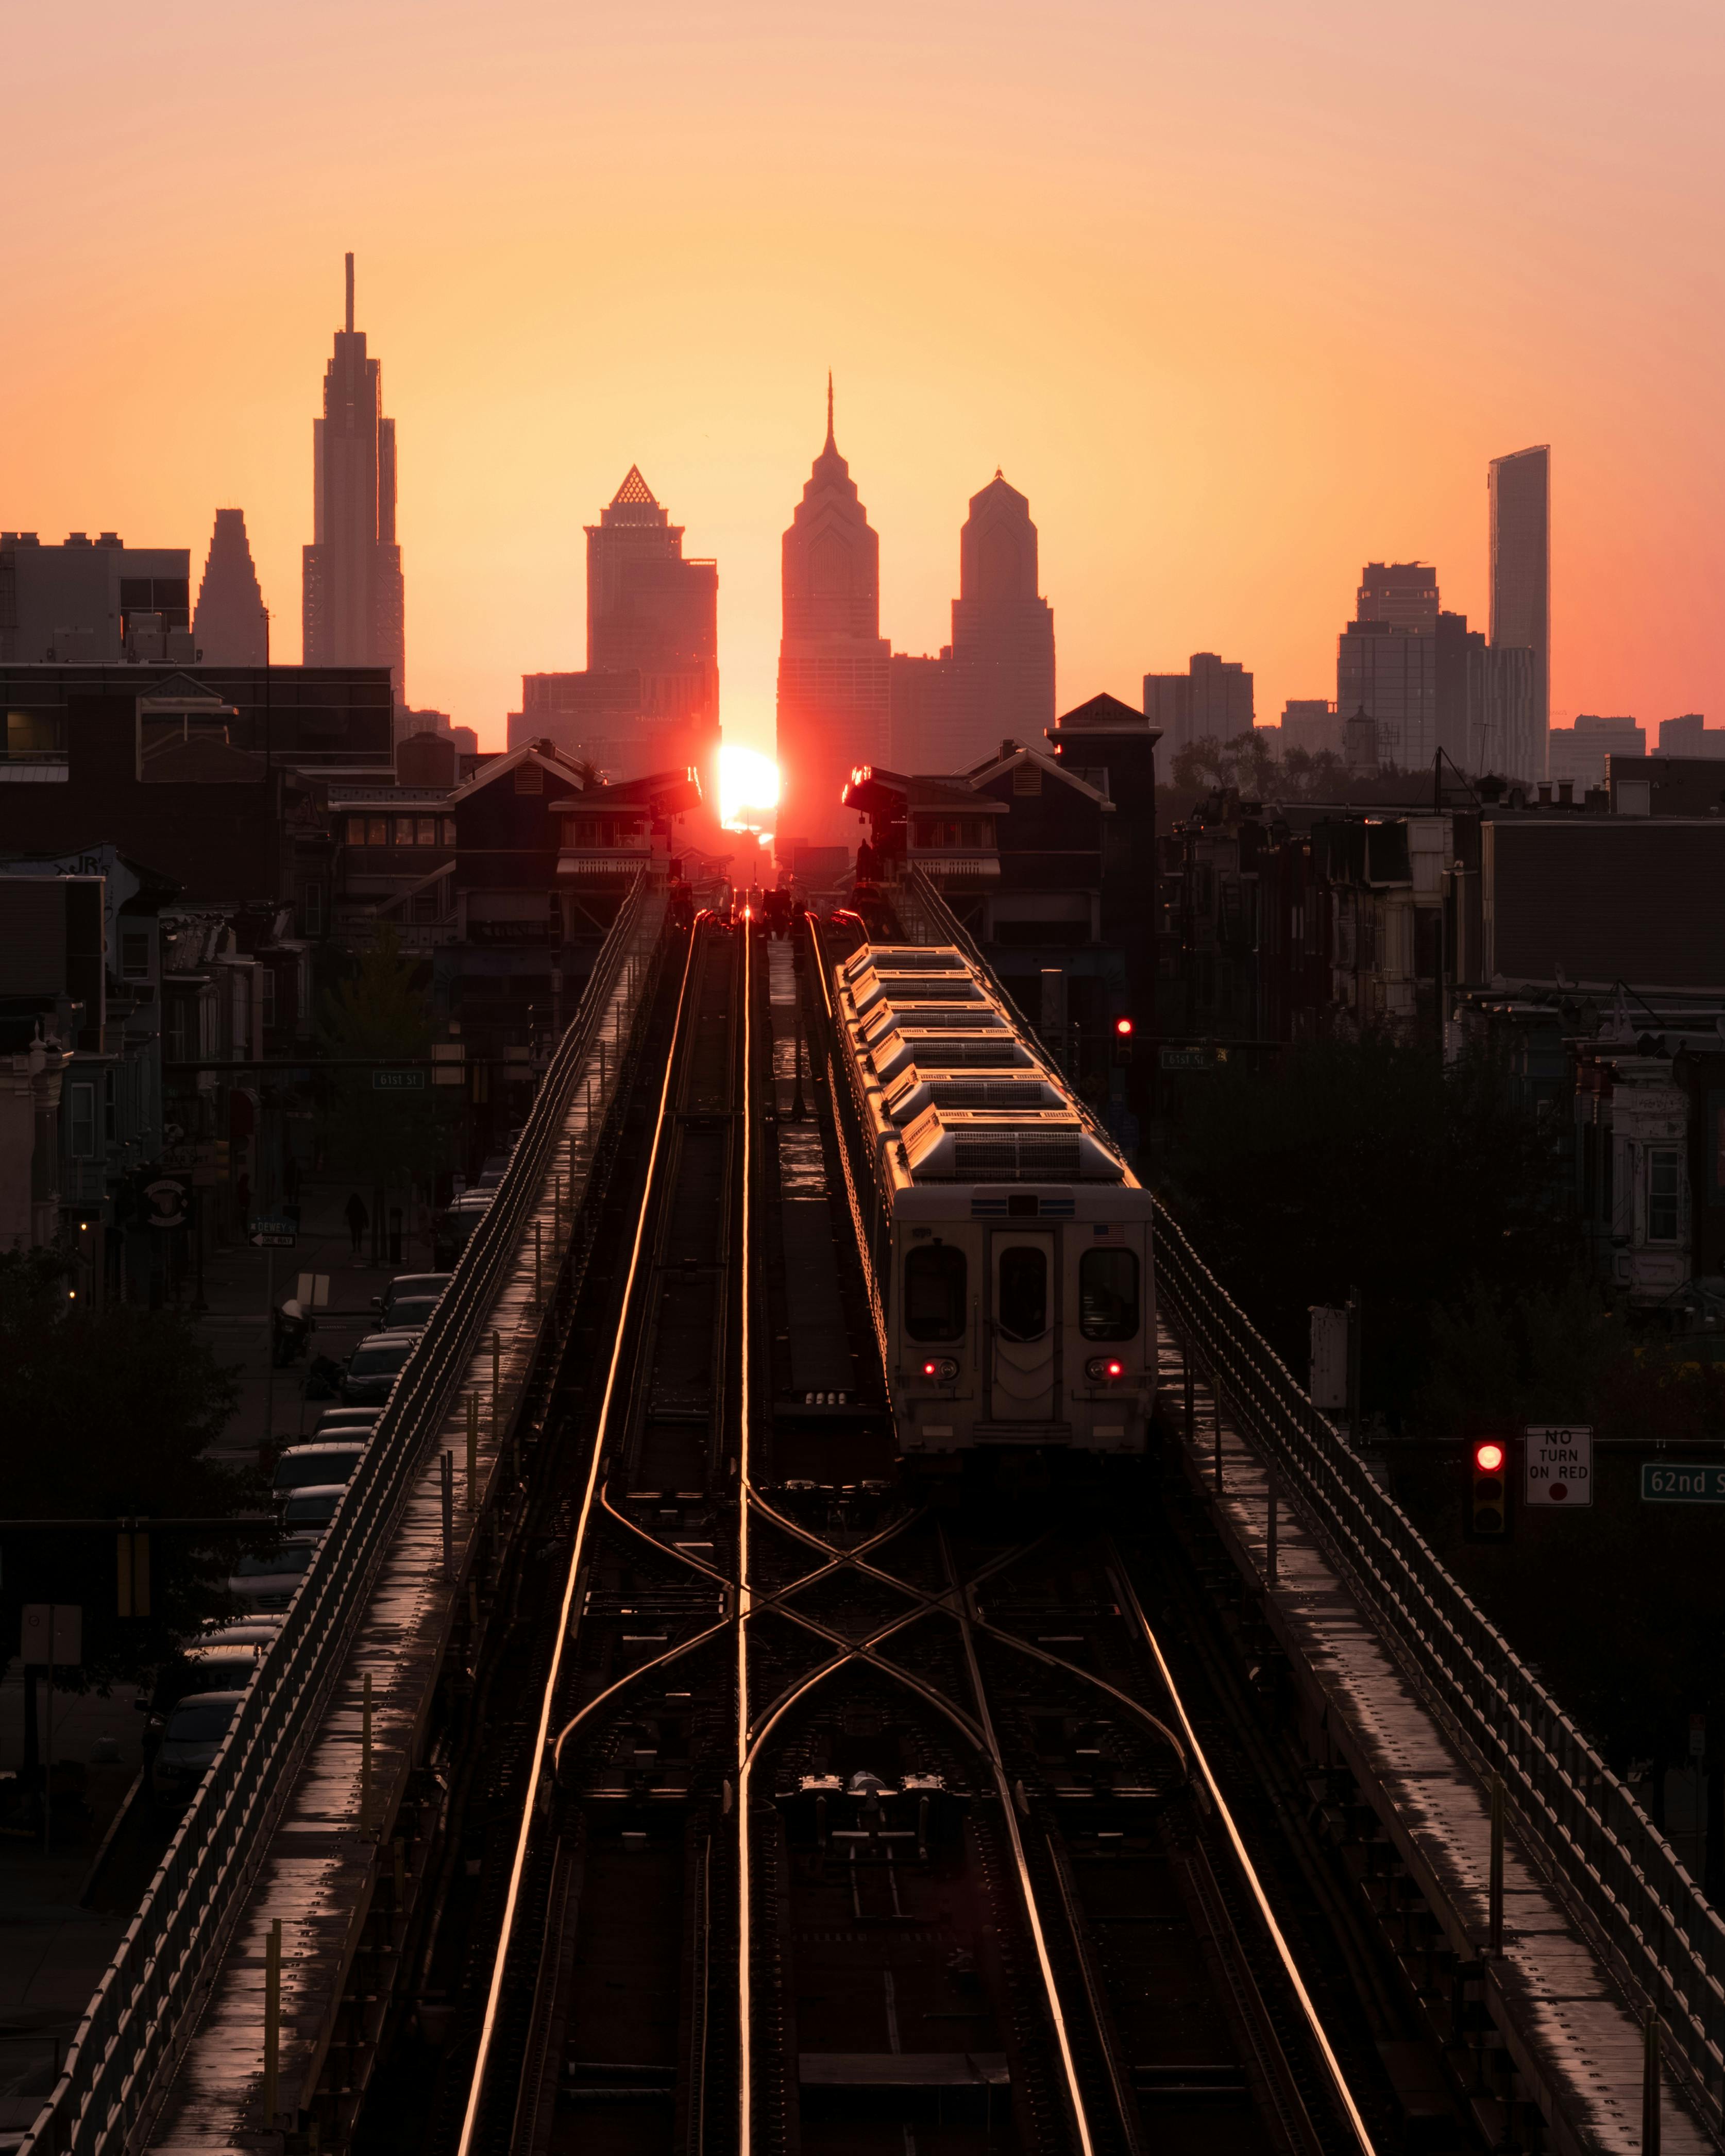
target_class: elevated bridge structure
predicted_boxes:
[21,868,1725,2156]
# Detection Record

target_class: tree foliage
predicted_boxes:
[1158,1032,1577,1422]
[0,1249,249,1700]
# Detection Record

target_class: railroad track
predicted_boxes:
[354,912,1386,2156]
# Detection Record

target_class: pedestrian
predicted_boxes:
[345,1190,368,1256]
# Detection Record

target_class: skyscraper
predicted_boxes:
[1489,446,1550,775]
[946,473,1055,766]
[585,466,718,761]
[194,509,266,666]
[776,380,891,853]
[302,254,405,702]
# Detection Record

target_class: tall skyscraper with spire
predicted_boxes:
[193,508,267,666]
[776,379,891,854]
[302,253,405,701]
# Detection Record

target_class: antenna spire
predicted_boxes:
[825,370,835,451]
[345,252,354,334]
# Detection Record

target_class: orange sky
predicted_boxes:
[4,0,1722,753]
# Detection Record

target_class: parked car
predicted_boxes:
[371,1272,451,1327]
[141,1643,264,1757]
[314,1406,382,1437]
[433,1194,491,1268]
[149,1690,245,1810]
[341,1330,422,1406]
[227,1535,318,1614]
[281,1484,347,1535]
[270,1441,365,1498]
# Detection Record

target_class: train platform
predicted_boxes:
[1160,1325,1717,2156]
[132,897,666,2152]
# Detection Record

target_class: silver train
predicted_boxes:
[825,939,1155,1460]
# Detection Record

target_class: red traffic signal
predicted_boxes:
[1466,1436,1512,1542]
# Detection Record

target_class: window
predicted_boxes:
[904,1244,967,1342]
[997,1245,1048,1342]
[120,928,150,979]
[1079,1248,1139,1340]
[1648,1149,1681,1244]
[367,817,389,846]
[416,817,439,847]
[68,1081,96,1158]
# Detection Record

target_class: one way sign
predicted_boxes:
[1525,1425,1594,1508]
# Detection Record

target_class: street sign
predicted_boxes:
[21,1604,81,1665]
[1525,1425,1594,1508]
[373,1069,427,1092]
[1643,1462,1725,1505]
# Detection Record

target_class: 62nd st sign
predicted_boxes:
[1525,1426,1594,1508]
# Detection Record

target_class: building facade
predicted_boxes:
[1489,444,1550,778]
[302,255,405,703]
[776,383,891,852]
[193,510,267,667]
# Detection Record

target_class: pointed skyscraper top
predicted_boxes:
[611,465,658,507]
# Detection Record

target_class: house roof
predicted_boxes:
[448,739,591,807]
[1047,691,1157,738]
[963,738,1114,809]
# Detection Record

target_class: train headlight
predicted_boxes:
[1085,1357,1126,1383]
[920,1357,959,1382]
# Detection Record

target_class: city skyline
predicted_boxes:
[4,1,1719,754]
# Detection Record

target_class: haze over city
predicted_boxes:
[6,0,1722,752]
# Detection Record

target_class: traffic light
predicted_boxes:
[1466,1438,1512,1542]
[1111,1015,1135,1066]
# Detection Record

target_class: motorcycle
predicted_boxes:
[270,1297,313,1368]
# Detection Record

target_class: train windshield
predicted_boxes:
[904,1244,966,1340]
[1079,1248,1139,1340]
[997,1246,1048,1342]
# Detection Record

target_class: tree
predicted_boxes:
[318,926,451,1188]
[1158,1033,1577,1420]
[0,1250,248,1769]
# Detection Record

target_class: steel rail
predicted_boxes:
[941,1525,1097,2156]
[1151,1204,1725,2118]
[452,920,700,2156]
[22,872,657,2156]
[1106,1546,1377,2156]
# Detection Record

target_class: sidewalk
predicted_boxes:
[192,1180,438,1468]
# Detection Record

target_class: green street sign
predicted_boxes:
[373,1069,427,1091]
[1642,1462,1725,1505]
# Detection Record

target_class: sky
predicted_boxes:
[4,0,1722,754]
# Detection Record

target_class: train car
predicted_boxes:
[825,939,1154,1460]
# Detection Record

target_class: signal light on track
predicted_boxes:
[1466,1436,1512,1542]
[1085,1356,1126,1383]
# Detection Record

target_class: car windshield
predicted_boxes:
[273,1450,361,1492]
[349,1340,416,1377]
[235,1543,313,1578]
[164,1701,239,1745]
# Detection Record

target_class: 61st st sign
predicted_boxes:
[1525,1426,1593,1508]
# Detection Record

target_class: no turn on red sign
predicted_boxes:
[1526,1427,1594,1508]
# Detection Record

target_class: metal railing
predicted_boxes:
[24,873,663,2156]
[1153,1202,1725,2121]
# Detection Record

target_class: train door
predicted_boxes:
[990,1230,1057,1421]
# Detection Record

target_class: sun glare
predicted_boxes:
[719,744,780,830]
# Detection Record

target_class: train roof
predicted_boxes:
[833,938,1137,1190]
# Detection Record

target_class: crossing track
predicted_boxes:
[356,909,1386,2156]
